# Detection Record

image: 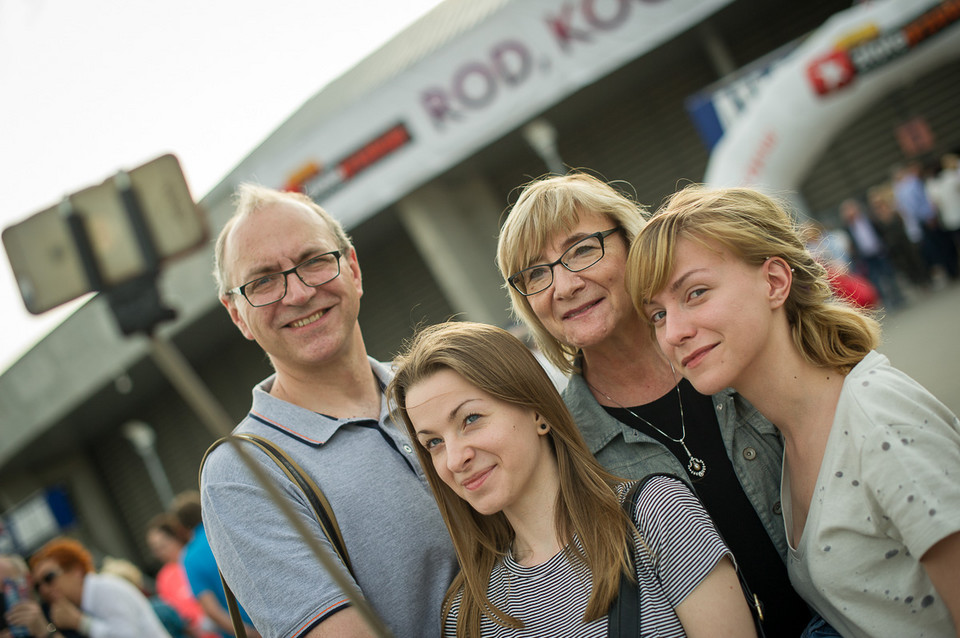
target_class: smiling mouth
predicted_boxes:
[682,344,716,368]
[461,467,493,491]
[563,299,601,320]
[289,310,326,328]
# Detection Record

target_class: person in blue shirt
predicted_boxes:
[173,491,258,638]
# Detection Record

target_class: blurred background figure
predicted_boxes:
[893,161,959,281]
[927,153,960,255]
[100,557,187,638]
[803,219,878,309]
[172,492,258,638]
[147,513,218,638]
[839,198,903,309]
[29,537,171,637]
[867,184,932,289]
[2,553,53,638]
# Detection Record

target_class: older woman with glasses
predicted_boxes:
[496,173,812,636]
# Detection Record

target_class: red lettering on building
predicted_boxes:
[339,124,412,179]
[744,130,778,184]
[546,4,592,51]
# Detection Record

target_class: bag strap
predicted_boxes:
[608,473,766,638]
[199,432,354,638]
[607,478,646,638]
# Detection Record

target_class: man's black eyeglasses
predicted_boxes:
[226,251,342,307]
[508,228,620,296]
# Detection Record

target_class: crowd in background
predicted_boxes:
[1,490,255,638]
[807,153,960,311]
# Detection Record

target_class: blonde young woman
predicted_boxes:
[497,173,812,635]
[627,185,960,638]
[387,321,755,638]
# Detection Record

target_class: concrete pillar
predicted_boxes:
[396,176,511,327]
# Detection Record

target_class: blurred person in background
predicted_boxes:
[172,492,258,638]
[893,161,959,281]
[2,553,69,638]
[28,537,171,638]
[927,153,960,254]
[802,219,878,310]
[838,198,903,309]
[146,513,217,638]
[99,557,187,638]
[867,184,931,288]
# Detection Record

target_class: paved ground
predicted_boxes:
[875,279,960,415]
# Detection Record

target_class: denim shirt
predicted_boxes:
[563,371,790,561]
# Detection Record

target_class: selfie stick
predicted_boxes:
[62,171,394,638]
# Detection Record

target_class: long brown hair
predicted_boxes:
[388,321,636,637]
[627,185,880,373]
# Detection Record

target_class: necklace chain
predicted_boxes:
[588,380,707,478]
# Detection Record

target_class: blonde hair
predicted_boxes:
[626,185,880,373]
[213,183,353,295]
[387,321,636,636]
[496,173,648,374]
[100,557,144,591]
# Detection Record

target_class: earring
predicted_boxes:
[538,422,548,431]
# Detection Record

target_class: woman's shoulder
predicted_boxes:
[619,474,700,523]
[842,351,956,430]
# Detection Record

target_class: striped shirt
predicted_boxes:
[443,475,730,637]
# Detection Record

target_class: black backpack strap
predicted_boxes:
[608,474,660,637]
[199,432,354,638]
[609,472,766,638]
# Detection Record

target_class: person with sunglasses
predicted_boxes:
[26,538,170,638]
[202,184,457,638]
[496,173,812,636]
[2,553,69,638]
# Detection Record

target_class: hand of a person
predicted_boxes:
[5,599,49,637]
[48,598,83,631]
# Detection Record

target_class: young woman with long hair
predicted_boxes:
[627,185,960,638]
[388,321,755,637]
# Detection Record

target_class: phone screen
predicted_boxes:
[2,154,207,314]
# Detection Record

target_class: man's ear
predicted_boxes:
[221,295,255,341]
[764,257,792,309]
[345,247,363,298]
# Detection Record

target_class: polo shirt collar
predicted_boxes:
[248,357,393,447]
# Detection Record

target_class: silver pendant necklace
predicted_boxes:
[588,375,707,478]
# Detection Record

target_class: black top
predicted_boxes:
[604,378,812,637]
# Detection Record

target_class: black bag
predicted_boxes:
[607,473,766,637]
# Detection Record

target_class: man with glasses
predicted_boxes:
[496,173,814,637]
[201,184,456,638]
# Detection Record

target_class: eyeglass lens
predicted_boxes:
[243,253,341,306]
[513,233,607,295]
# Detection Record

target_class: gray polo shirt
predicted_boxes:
[201,358,457,638]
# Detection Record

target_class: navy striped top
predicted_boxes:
[443,475,730,637]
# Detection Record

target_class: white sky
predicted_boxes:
[0,0,445,373]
